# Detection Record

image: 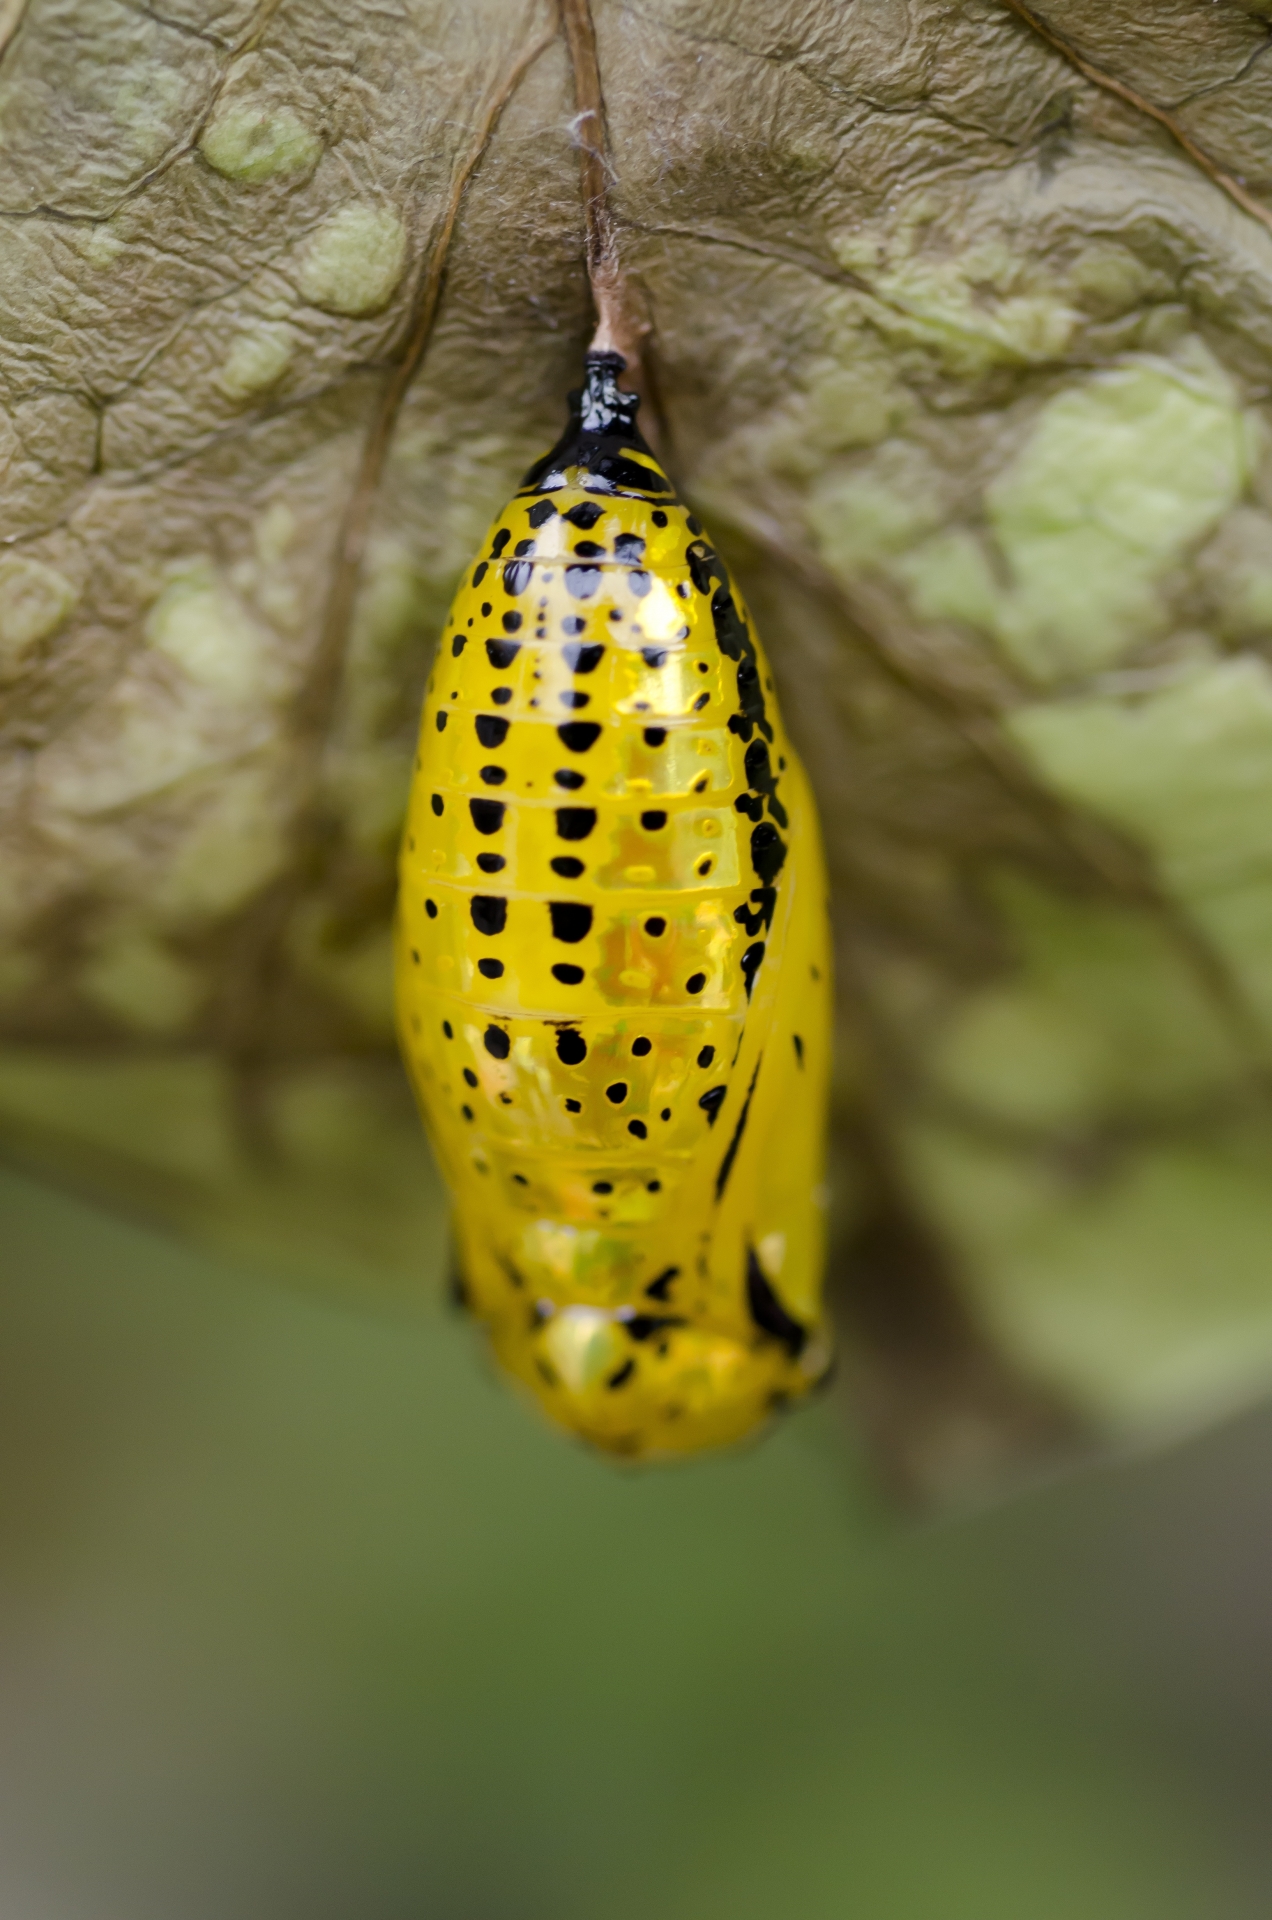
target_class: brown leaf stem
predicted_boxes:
[557,0,660,431]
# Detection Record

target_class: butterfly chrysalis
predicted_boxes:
[396,352,832,1458]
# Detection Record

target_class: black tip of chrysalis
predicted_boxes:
[520,351,672,499]
[576,350,641,436]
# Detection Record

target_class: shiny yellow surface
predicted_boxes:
[395,406,832,1458]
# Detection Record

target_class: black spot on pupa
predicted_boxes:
[555,807,596,840]
[565,564,600,599]
[463,1068,478,1088]
[644,916,666,937]
[481,602,492,616]
[573,539,604,557]
[697,1045,715,1068]
[640,647,667,668]
[469,798,505,834]
[660,1107,671,1121]
[614,532,645,560]
[685,972,706,994]
[743,737,788,829]
[735,794,763,821]
[484,1025,510,1060]
[592,1180,613,1194]
[461,1104,474,1121]
[486,638,521,669]
[558,721,601,753]
[640,809,667,831]
[514,538,535,558]
[491,529,511,557]
[750,821,786,885]
[480,766,507,786]
[617,1312,674,1344]
[629,571,651,598]
[605,1082,628,1104]
[472,560,488,586]
[746,1248,806,1356]
[793,1033,805,1066]
[527,498,557,527]
[563,641,604,673]
[478,958,504,979]
[565,1097,582,1111]
[553,964,584,985]
[425,898,437,919]
[556,1029,587,1065]
[565,500,604,529]
[451,634,466,656]
[607,1359,635,1391]
[562,615,586,635]
[554,767,585,790]
[503,559,532,595]
[471,896,507,936]
[560,689,590,709]
[715,1056,761,1201]
[502,610,522,634]
[646,1180,661,1194]
[628,1119,647,1139]
[431,794,444,816]
[698,1085,727,1125]
[631,1037,651,1056]
[740,942,765,998]
[442,1021,453,1039]
[693,692,709,711]
[550,901,593,943]
[652,509,668,526]
[551,856,584,877]
[643,727,666,747]
[476,853,505,874]
[512,1171,528,1185]
[646,1266,679,1300]
[492,686,512,705]
[435,711,447,731]
[475,714,509,748]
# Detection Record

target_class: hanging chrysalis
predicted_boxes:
[395,351,832,1458]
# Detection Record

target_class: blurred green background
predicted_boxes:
[2,1158,1270,1920]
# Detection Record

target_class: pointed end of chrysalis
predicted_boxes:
[578,349,640,436]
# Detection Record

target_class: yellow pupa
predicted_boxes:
[396,351,833,1458]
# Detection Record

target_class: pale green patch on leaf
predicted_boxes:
[145,558,279,704]
[806,441,948,578]
[982,346,1251,681]
[832,222,1082,377]
[890,530,1001,632]
[296,204,408,317]
[215,323,294,402]
[1009,654,1272,1030]
[199,100,321,184]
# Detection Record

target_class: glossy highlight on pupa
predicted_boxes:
[395,351,833,1460]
